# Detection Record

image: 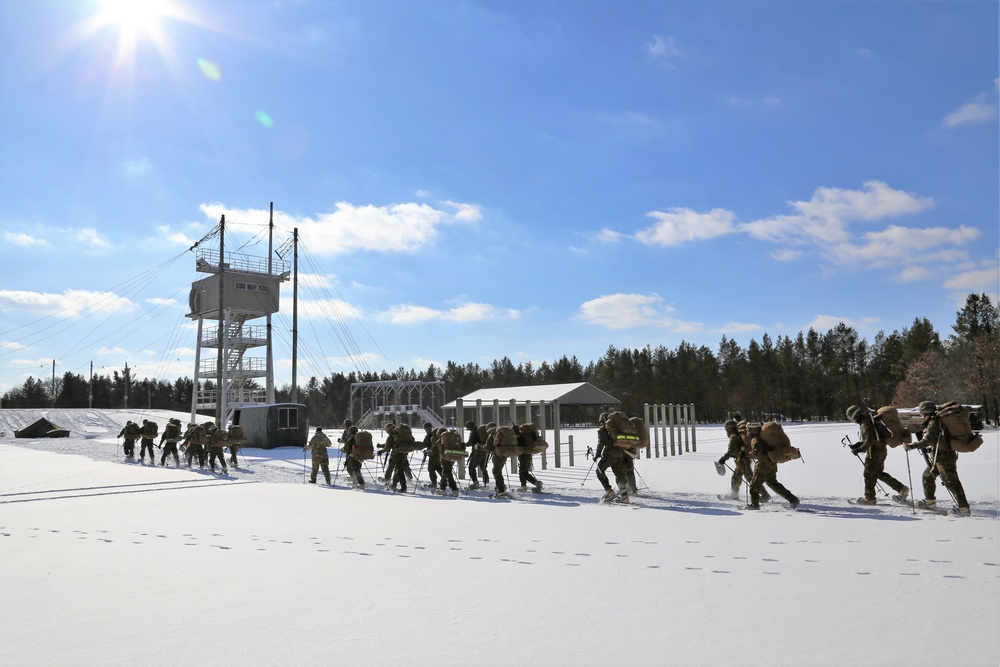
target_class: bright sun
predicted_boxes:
[92,0,173,64]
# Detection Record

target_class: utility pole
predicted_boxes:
[291,227,299,403]
[51,359,56,407]
[266,202,275,404]
[89,361,93,409]
[216,214,226,427]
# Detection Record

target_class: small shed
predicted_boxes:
[229,403,308,449]
[15,418,71,439]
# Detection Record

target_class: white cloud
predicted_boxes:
[326,352,383,371]
[943,102,997,128]
[146,297,177,306]
[715,321,763,335]
[75,228,112,250]
[743,181,935,248]
[0,289,135,316]
[0,340,28,351]
[380,302,517,325]
[771,248,803,261]
[200,199,479,256]
[635,207,737,247]
[827,224,980,267]
[299,273,333,288]
[807,315,880,332]
[894,266,934,283]
[943,265,1000,293]
[157,224,197,246]
[648,35,680,58]
[2,231,49,247]
[576,293,672,330]
[297,297,363,321]
[122,157,153,178]
[596,228,624,244]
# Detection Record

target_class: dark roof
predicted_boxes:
[14,417,71,438]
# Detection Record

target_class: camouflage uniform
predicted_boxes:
[748,435,798,509]
[205,425,228,473]
[908,413,969,511]
[342,427,365,489]
[183,424,206,468]
[488,429,510,495]
[436,429,458,494]
[422,424,441,487]
[718,423,760,501]
[853,417,906,501]
[384,427,409,493]
[159,419,182,466]
[595,423,628,497]
[466,421,489,488]
[117,422,140,458]
[305,429,332,484]
[138,420,157,463]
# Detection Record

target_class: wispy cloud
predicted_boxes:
[379,302,519,325]
[200,199,482,256]
[121,157,153,178]
[576,293,673,330]
[75,227,112,250]
[807,315,881,332]
[0,289,134,316]
[943,101,997,128]
[2,231,49,247]
[647,35,680,59]
[636,207,737,247]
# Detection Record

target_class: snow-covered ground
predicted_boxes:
[1,408,998,667]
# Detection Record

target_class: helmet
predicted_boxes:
[598,412,608,423]
[465,420,476,429]
[316,427,323,433]
[385,422,395,431]
[348,426,358,435]
[918,401,936,415]
[343,419,353,427]
[423,421,433,429]
[724,419,737,434]
[845,405,862,422]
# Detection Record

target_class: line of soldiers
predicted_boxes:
[716,416,799,510]
[310,419,545,498]
[117,418,239,472]
[716,401,972,515]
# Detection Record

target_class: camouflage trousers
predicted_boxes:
[139,438,156,461]
[185,444,205,467]
[207,446,227,470]
[749,458,797,507]
[492,455,508,493]
[122,439,137,457]
[517,453,538,488]
[596,448,628,493]
[426,454,442,487]
[922,449,968,508]
[440,460,457,492]
[311,457,330,484]
[160,443,180,466]
[863,450,905,500]
[728,455,758,499]
[468,448,490,486]
[390,452,410,491]
[345,457,365,488]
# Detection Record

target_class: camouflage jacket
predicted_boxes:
[913,415,947,453]
[306,431,332,458]
[855,418,887,456]
[720,432,746,463]
[595,425,612,460]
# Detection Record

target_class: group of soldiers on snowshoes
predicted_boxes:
[716,400,974,516]
[117,397,976,515]
[304,418,546,499]
[117,419,242,473]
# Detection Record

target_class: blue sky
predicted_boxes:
[1,0,997,393]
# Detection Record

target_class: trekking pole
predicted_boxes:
[413,455,426,493]
[903,447,916,515]
[116,436,120,461]
[332,455,342,487]
[633,466,651,492]
[363,460,377,485]
[580,455,597,486]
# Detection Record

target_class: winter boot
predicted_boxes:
[745,503,760,510]
[854,497,877,505]
[953,506,971,517]
[896,486,909,502]
[601,487,616,502]
[788,496,800,510]
[534,481,544,493]
[917,499,937,510]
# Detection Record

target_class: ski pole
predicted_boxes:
[116,436,120,461]
[333,454,342,487]
[413,455,426,493]
[580,457,597,486]
[903,446,916,515]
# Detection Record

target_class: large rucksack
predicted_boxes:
[227,424,246,445]
[760,421,801,463]
[141,421,158,438]
[162,421,181,443]
[476,424,490,447]
[936,402,983,453]
[351,431,375,460]
[492,425,521,457]
[440,429,467,462]
[606,411,647,449]
[392,424,422,454]
[125,422,141,439]
[874,406,909,447]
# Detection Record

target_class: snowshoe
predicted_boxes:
[714,461,726,476]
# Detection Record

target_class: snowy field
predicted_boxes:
[1,408,997,667]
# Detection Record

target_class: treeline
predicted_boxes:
[5,294,998,427]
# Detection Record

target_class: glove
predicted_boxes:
[849,443,863,455]
[905,443,923,452]
[717,457,726,466]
